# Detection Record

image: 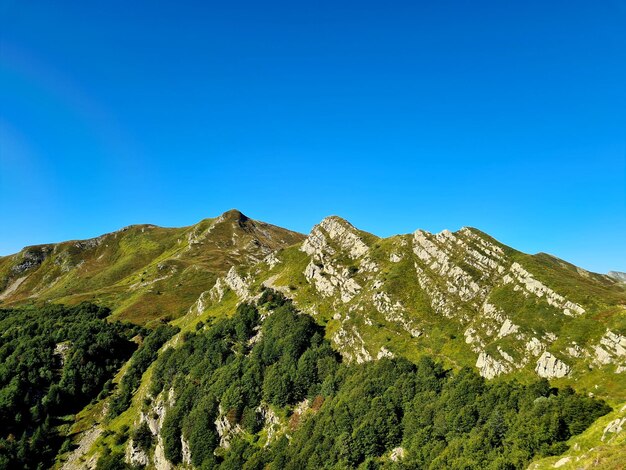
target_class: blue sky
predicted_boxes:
[1,1,624,273]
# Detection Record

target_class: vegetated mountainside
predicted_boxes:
[0,303,143,469]
[94,293,612,470]
[215,216,626,400]
[1,211,625,469]
[0,210,304,325]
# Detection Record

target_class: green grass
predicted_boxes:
[530,401,626,470]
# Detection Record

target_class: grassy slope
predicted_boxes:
[529,401,626,470]
[242,224,626,401]
[0,211,304,326]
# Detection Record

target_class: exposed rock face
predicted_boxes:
[293,218,603,379]
[372,289,421,337]
[602,416,625,442]
[53,341,72,367]
[181,435,192,465]
[525,337,545,356]
[414,263,456,318]
[141,394,169,435]
[210,278,226,302]
[591,330,626,371]
[215,405,243,449]
[257,404,282,446]
[503,263,585,316]
[126,439,149,467]
[10,246,53,274]
[535,352,570,378]
[552,456,571,468]
[333,325,372,364]
[390,447,406,462]
[302,216,369,259]
[566,343,582,358]
[377,346,394,359]
[264,252,280,269]
[304,260,361,303]
[497,319,519,338]
[411,229,509,324]
[476,351,512,379]
[608,271,626,282]
[61,426,102,470]
[301,217,369,304]
[125,389,175,470]
[188,290,210,315]
[600,330,626,358]
[224,267,251,300]
[153,437,172,470]
[414,230,482,303]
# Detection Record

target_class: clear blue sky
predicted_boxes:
[1,1,624,273]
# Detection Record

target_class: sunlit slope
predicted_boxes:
[205,216,626,399]
[529,401,626,470]
[2,211,624,397]
[0,210,304,325]
[16,213,623,468]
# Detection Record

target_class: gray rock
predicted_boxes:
[608,271,626,282]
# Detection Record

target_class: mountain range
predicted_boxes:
[1,209,625,469]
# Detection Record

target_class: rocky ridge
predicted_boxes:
[196,216,626,388]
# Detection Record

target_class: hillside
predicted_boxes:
[0,210,304,325]
[226,216,626,399]
[1,211,625,469]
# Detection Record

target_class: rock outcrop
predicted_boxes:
[503,263,585,316]
[224,266,251,300]
[476,351,512,379]
[215,405,243,449]
[126,440,149,467]
[535,352,570,378]
[607,271,626,282]
[302,216,369,260]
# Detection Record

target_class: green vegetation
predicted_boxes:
[0,210,304,326]
[2,214,625,468]
[107,324,179,418]
[144,290,338,468]
[530,400,626,470]
[0,303,142,469]
[111,291,610,469]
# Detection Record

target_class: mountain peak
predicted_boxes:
[317,215,359,232]
[220,208,249,222]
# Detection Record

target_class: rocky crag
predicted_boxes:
[195,215,625,395]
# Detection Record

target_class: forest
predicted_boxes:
[97,290,611,469]
[0,303,143,469]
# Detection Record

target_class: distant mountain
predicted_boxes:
[2,211,626,469]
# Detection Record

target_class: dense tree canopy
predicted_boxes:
[0,303,142,469]
[139,290,611,469]
[107,323,178,419]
